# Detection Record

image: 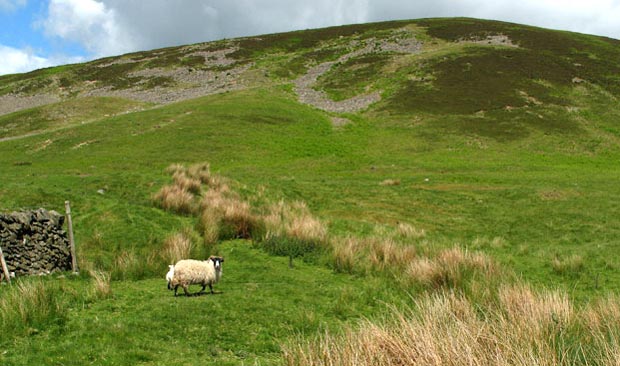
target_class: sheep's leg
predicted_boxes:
[209,283,214,294]
[199,284,207,293]
[174,285,179,297]
[182,285,191,297]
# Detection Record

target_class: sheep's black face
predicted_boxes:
[209,256,224,270]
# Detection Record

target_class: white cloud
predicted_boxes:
[36,0,372,59]
[465,0,620,38]
[0,44,85,75]
[0,45,51,75]
[0,0,26,13]
[364,0,620,39]
[40,0,135,57]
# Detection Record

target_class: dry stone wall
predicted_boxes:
[0,209,72,276]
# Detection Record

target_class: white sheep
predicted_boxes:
[165,265,175,290]
[170,256,224,297]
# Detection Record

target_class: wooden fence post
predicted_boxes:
[0,244,11,284]
[65,201,78,274]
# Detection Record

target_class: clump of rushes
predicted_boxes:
[0,278,70,336]
[153,163,227,215]
[198,189,259,244]
[111,250,159,280]
[330,235,417,275]
[331,233,497,293]
[283,284,620,366]
[259,200,328,260]
[156,163,327,257]
[396,222,426,240]
[162,230,194,264]
[152,185,197,215]
[404,247,497,289]
[551,254,584,276]
[89,270,112,299]
[172,171,202,195]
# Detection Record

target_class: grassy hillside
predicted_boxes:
[1,17,619,365]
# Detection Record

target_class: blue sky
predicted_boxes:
[1,0,619,76]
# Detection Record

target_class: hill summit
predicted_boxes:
[2,17,619,142]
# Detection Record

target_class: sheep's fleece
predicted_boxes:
[166,265,175,290]
[170,256,223,296]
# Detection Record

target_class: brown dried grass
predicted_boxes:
[263,200,327,244]
[164,163,185,176]
[162,231,194,264]
[380,179,401,186]
[331,236,418,275]
[397,222,426,240]
[152,185,196,215]
[199,189,258,242]
[90,270,112,299]
[172,171,202,195]
[283,286,620,366]
[551,254,584,275]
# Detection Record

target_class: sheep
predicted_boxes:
[165,265,175,290]
[170,256,224,297]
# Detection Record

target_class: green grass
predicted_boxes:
[1,17,620,365]
[1,86,618,297]
[0,242,401,366]
[0,97,148,140]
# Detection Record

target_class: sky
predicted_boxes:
[1,0,619,75]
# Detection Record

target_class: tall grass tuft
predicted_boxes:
[152,185,197,215]
[368,238,417,272]
[162,230,194,264]
[172,171,202,195]
[154,162,227,216]
[199,206,221,246]
[198,189,259,244]
[259,201,328,258]
[164,163,186,176]
[331,237,363,274]
[0,279,71,336]
[187,162,213,186]
[551,254,584,275]
[90,270,112,299]
[405,257,442,287]
[331,235,418,276]
[497,284,573,339]
[111,250,160,280]
[283,286,620,366]
[396,222,426,240]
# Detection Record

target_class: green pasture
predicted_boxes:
[1,17,619,365]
